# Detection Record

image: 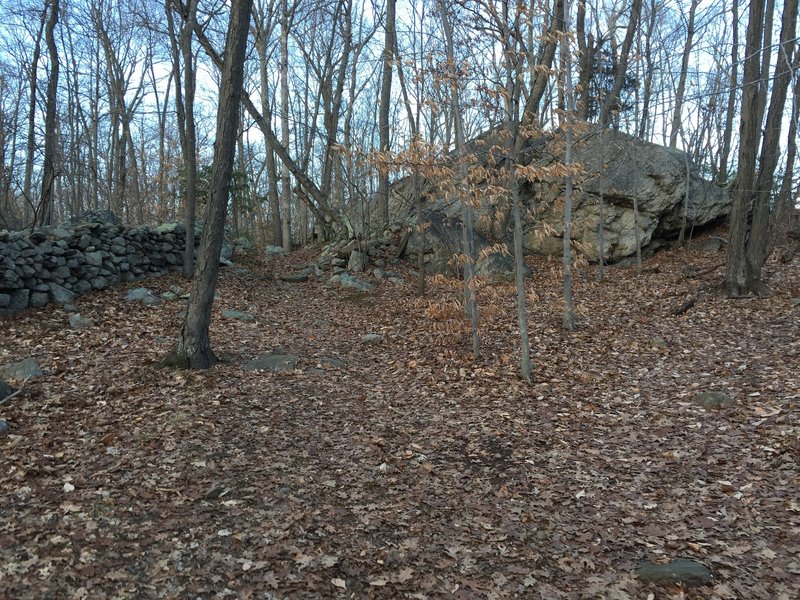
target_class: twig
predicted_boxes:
[0,376,32,406]
[673,283,710,316]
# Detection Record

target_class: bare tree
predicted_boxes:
[377,0,396,226]
[438,0,480,358]
[599,0,643,127]
[668,0,699,148]
[724,0,797,297]
[162,0,253,369]
[37,0,60,227]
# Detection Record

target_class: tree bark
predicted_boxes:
[668,0,699,148]
[717,0,738,184]
[724,0,767,297]
[438,0,480,358]
[37,0,60,228]
[599,0,642,127]
[377,0,396,227]
[561,0,575,330]
[162,0,253,370]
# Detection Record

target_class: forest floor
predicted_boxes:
[1,236,799,600]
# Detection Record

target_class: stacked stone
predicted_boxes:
[0,222,189,317]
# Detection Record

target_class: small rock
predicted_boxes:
[62,303,79,313]
[332,273,373,291]
[790,297,800,307]
[636,558,712,587]
[0,379,13,400]
[279,272,309,283]
[318,357,346,369]
[160,291,179,302]
[692,391,735,409]
[348,250,368,272]
[126,287,153,301]
[265,245,287,256]
[362,333,384,344]
[0,419,8,436]
[389,277,405,285]
[222,309,256,322]
[650,336,668,348]
[373,268,385,280]
[68,314,94,329]
[0,357,44,382]
[142,295,165,306]
[243,353,299,372]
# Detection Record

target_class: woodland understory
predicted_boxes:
[1,238,799,599]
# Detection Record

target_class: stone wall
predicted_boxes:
[0,222,191,318]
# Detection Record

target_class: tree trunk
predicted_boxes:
[37,0,60,228]
[745,0,797,290]
[668,0,699,148]
[162,0,253,370]
[438,0,480,358]
[520,0,565,131]
[280,0,292,251]
[599,0,642,126]
[718,0,738,184]
[377,0,396,227]
[23,9,47,225]
[561,0,575,330]
[724,0,767,297]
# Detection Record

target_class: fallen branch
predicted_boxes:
[673,284,710,316]
[0,376,31,406]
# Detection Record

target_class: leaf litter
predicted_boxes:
[0,240,798,599]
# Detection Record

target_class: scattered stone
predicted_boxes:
[62,304,78,313]
[160,291,180,302]
[126,287,153,301]
[373,268,385,280]
[222,309,256,322]
[692,391,735,409]
[243,353,299,372]
[0,378,13,400]
[388,276,405,285]
[304,367,326,377]
[361,333,384,344]
[650,336,668,348]
[142,295,165,306]
[280,272,310,283]
[636,558,713,587]
[791,297,800,308]
[348,250,368,272]
[265,245,287,256]
[331,273,373,291]
[0,357,44,382]
[319,357,346,369]
[68,313,94,329]
[695,237,723,253]
[0,419,8,436]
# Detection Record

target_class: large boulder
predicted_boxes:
[388,127,730,263]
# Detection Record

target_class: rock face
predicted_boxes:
[388,127,730,265]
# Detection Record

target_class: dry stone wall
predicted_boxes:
[0,222,191,318]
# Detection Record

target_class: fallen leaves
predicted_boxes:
[0,245,798,598]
